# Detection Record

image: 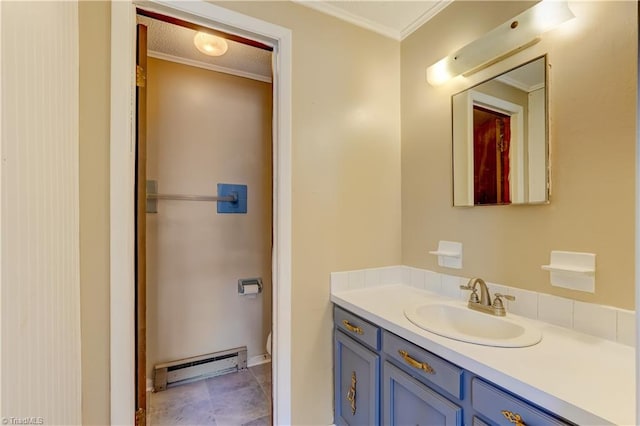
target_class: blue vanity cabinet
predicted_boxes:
[383,361,463,426]
[334,306,381,426]
[333,304,575,426]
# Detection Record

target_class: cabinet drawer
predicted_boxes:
[472,378,573,426]
[334,306,380,350]
[383,331,463,399]
[383,361,462,426]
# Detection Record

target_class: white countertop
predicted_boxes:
[331,284,636,426]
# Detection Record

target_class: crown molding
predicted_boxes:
[495,74,544,93]
[292,0,452,41]
[148,50,273,83]
[400,0,453,40]
[292,0,400,40]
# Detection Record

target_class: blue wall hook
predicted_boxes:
[217,183,247,214]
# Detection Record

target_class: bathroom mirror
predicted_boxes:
[452,56,548,206]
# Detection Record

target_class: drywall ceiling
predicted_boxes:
[138,15,273,83]
[292,0,453,40]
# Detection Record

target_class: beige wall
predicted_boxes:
[401,1,636,309]
[213,4,402,423]
[146,58,273,376]
[213,3,402,423]
[79,1,111,424]
[79,1,401,424]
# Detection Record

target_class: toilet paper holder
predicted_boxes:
[238,278,263,295]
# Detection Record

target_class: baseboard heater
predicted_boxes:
[153,346,247,391]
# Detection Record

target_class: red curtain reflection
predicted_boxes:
[473,107,511,205]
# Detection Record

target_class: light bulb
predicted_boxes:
[426,57,454,86]
[193,32,228,57]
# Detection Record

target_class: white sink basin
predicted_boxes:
[404,302,542,348]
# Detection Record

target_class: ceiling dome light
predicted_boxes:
[193,32,228,57]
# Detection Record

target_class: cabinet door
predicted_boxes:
[334,330,380,426]
[383,361,462,426]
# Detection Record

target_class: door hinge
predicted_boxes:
[136,65,146,87]
[135,407,146,426]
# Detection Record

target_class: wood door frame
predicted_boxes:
[109,1,293,424]
[134,22,148,424]
[465,90,524,203]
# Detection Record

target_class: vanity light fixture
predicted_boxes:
[426,0,574,86]
[193,32,229,57]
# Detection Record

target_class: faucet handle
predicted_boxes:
[493,293,515,301]
[492,293,515,308]
[491,293,514,316]
[460,284,480,303]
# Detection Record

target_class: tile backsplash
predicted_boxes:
[330,265,636,348]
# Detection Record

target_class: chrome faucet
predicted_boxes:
[460,277,515,317]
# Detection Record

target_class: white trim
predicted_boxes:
[495,74,544,93]
[110,1,293,424]
[468,90,525,204]
[147,50,273,83]
[0,2,3,414]
[247,354,272,367]
[110,2,137,424]
[292,0,451,41]
[453,89,526,206]
[400,0,453,40]
[142,0,282,46]
[291,0,399,40]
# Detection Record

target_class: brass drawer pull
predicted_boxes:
[502,410,526,426]
[342,319,364,335]
[346,371,357,415]
[398,349,435,374]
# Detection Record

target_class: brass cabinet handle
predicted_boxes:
[346,371,357,415]
[502,410,526,426]
[342,319,363,335]
[398,350,435,374]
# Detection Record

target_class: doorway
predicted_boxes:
[137,9,274,424]
[136,9,274,425]
[109,2,293,424]
[473,106,511,205]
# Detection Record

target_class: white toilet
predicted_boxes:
[266,332,272,356]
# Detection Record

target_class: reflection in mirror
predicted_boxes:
[452,56,548,206]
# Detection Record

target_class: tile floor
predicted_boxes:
[149,363,272,426]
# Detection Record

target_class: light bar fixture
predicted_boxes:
[426,0,574,86]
